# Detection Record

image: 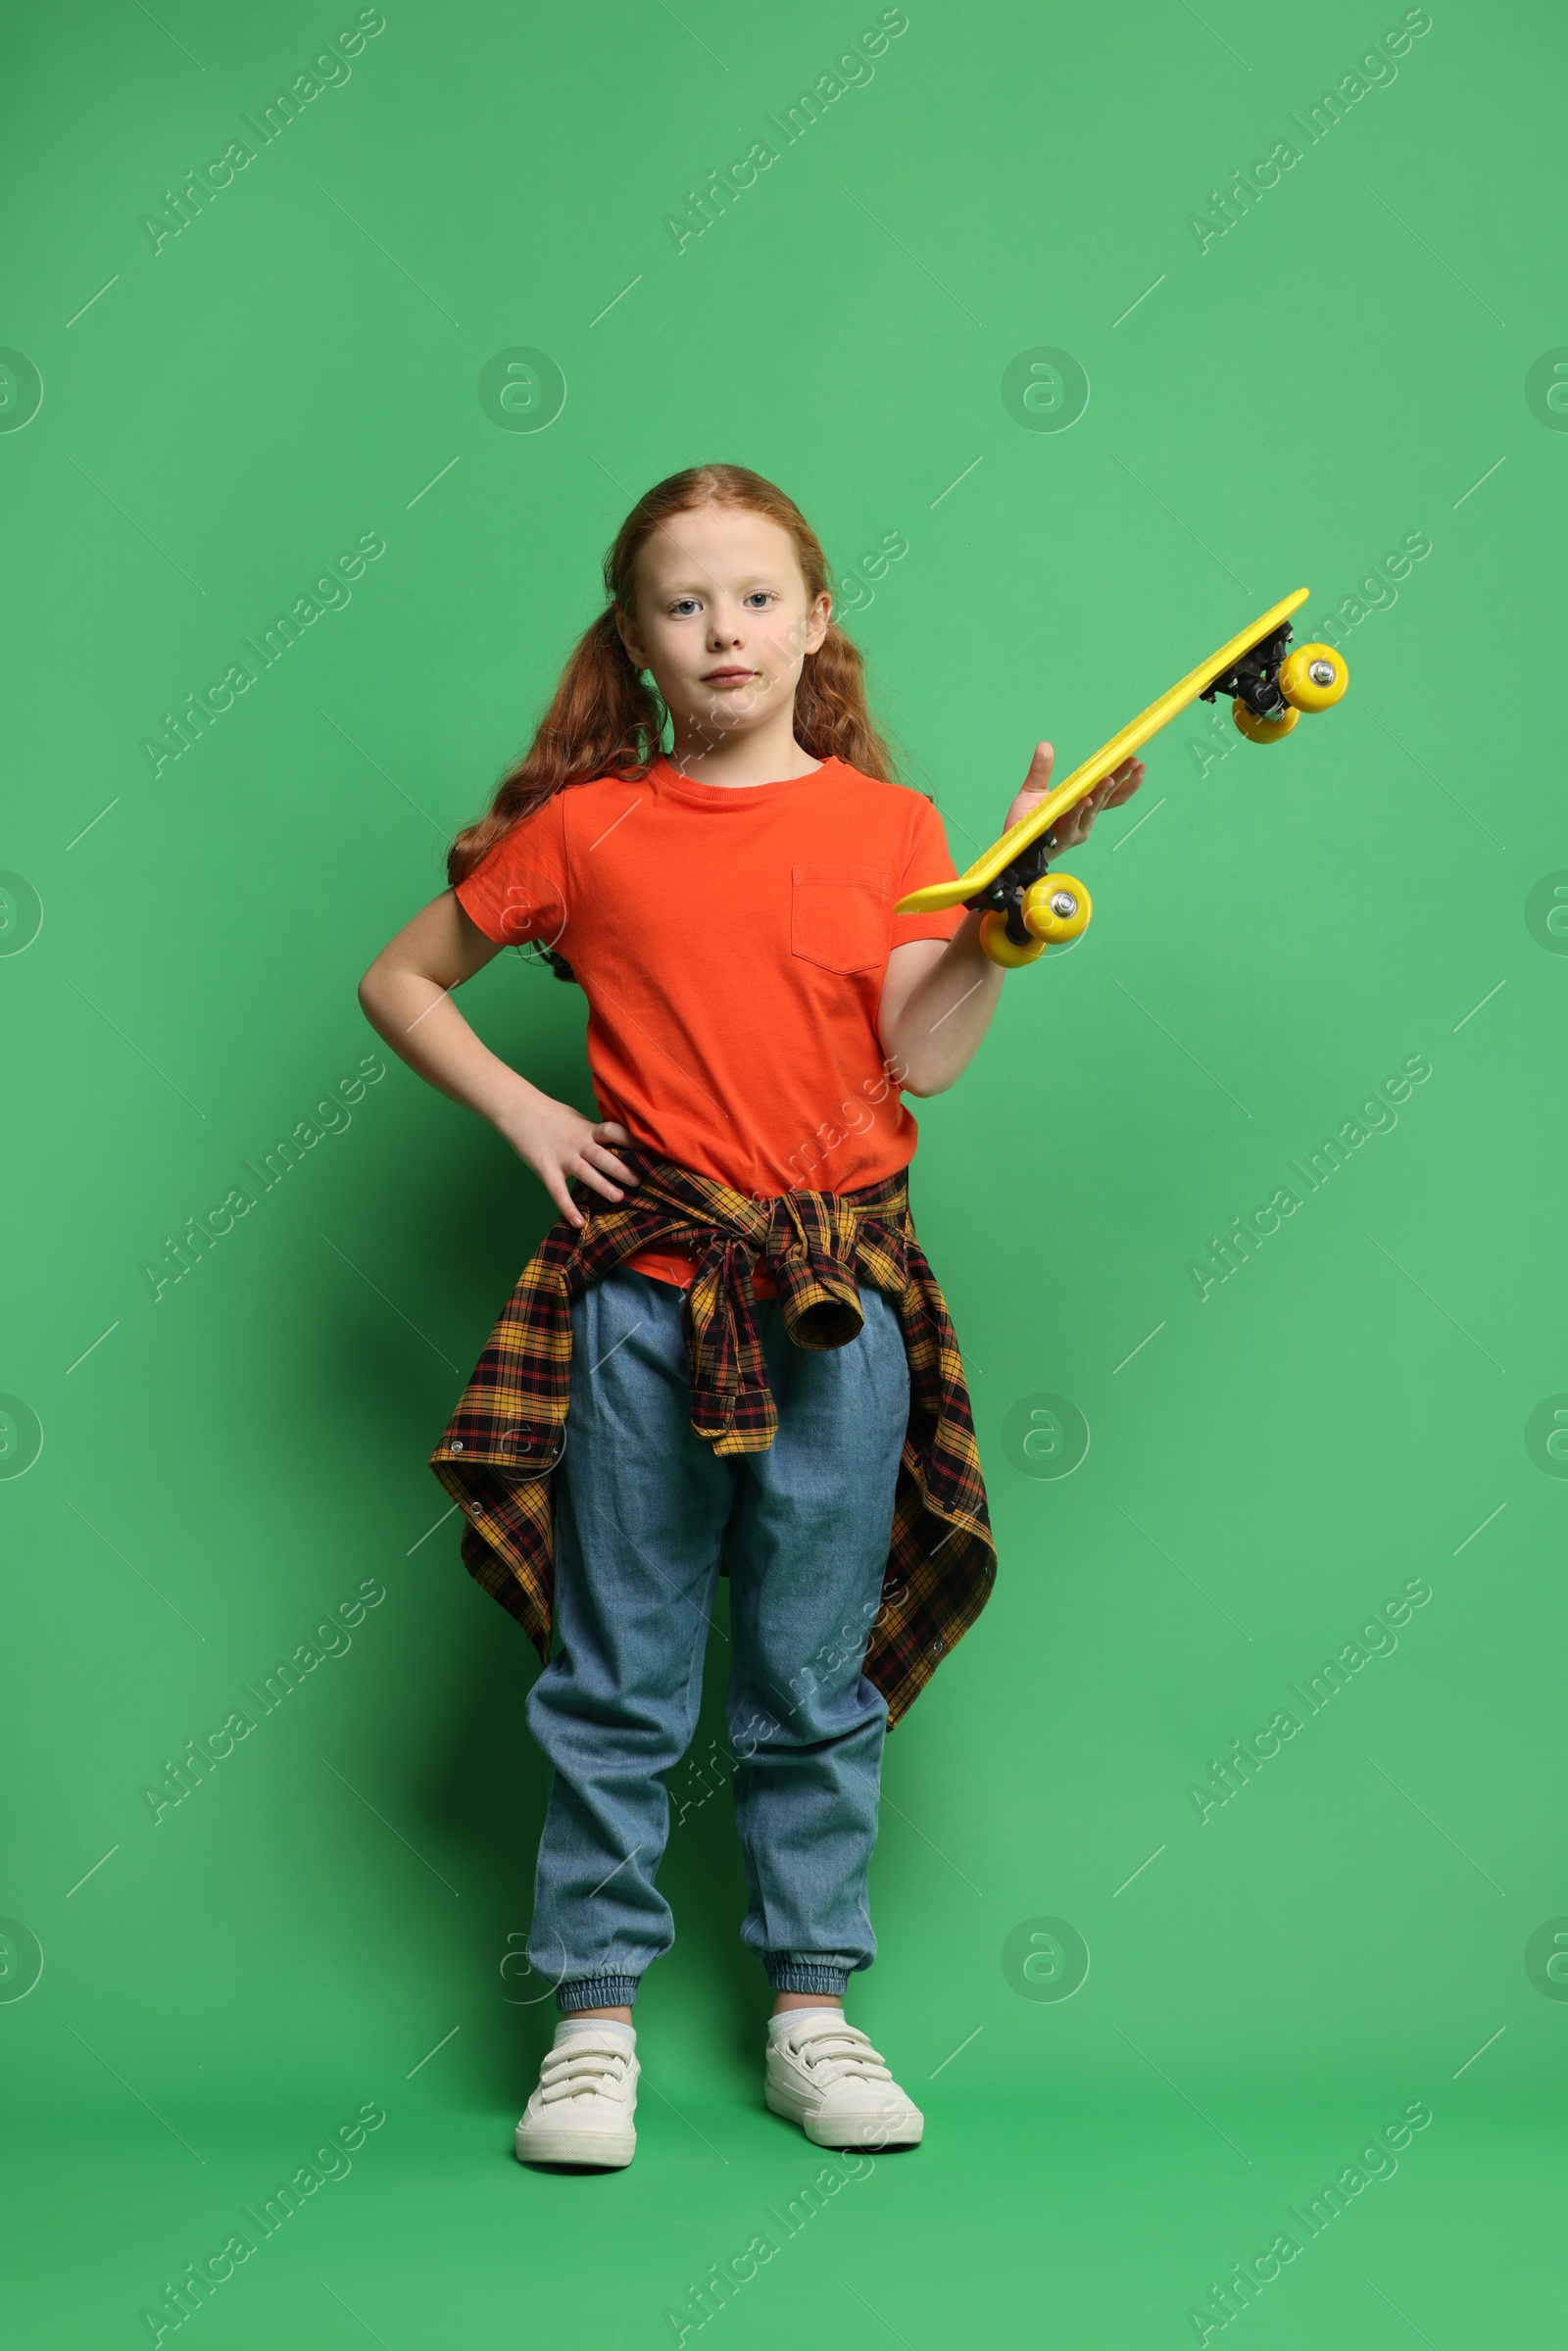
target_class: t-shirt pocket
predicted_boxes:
[791,864,893,976]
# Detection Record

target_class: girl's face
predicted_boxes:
[618,505,831,748]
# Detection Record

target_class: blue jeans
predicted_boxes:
[524,1266,909,2012]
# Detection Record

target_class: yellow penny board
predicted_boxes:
[896,588,1310,914]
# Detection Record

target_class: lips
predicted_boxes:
[703,668,756,683]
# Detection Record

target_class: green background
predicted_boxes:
[3,0,1564,2342]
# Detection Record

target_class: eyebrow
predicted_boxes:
[655,576,787,597]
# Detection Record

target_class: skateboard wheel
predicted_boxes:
[979,910,1046,967]
[1233,699,1299,744]
[1279,642,1348,711]
[1023,872,1092,943]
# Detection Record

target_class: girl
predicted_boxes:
[358,464,1142,2170]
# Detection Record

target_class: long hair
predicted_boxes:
[447,466,900,968]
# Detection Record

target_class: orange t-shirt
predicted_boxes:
[455,755,964,1287]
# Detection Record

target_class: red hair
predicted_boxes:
[448,465,900,905]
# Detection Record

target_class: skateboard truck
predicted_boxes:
[1201,620,1295,721]
[1200,617,1348,746]
[965,828,1093,968]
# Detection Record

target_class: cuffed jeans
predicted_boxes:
[524,1265,909,2012]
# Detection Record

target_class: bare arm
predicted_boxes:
[876,915,1001,1098]
[878,743,1145,1096]
[357,891,637,1227]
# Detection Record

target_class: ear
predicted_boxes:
[614,605,649,672]
[803,590,832,658]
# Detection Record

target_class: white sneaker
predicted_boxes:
[765,2015,924,2149]
[514,2030,639,2169]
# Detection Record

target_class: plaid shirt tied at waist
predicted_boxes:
[429,1151,996,1727]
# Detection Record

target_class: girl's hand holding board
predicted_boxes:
[1001,741,1147,849]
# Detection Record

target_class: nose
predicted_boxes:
[707,601,744,649]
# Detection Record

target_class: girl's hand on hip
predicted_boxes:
[502,1101,638,1227]
[1001,741,1145,845]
